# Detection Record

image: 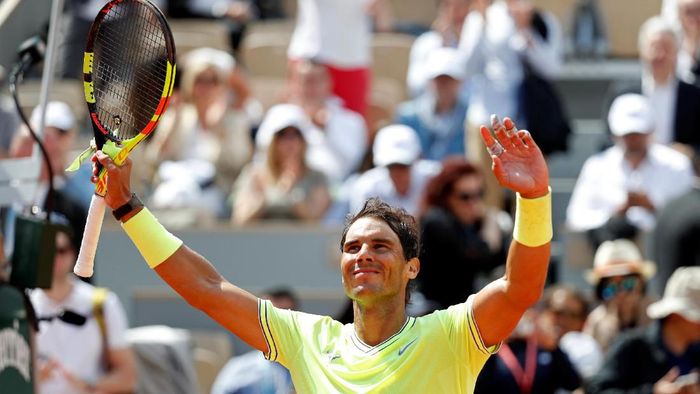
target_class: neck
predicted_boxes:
[352,298,407,346]
[45,275,74,303]
[661,318,690,355]
[652,71,673,86]
[625,151,647,169]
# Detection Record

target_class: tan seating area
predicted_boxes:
[598,0,663,58]
[169,19,231,57]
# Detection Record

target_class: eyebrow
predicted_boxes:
[343,237,396,248]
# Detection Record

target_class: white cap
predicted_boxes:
[425,47,466,81]
[255,104,311,150]
[647,266,700,322]
[373,124,421,167]
[608,93,654,136]
[30,101,75,132]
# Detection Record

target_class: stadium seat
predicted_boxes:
[191,330,233,394]
[368,77,406,136]
[169,19,231,57]
[389,0,438,31]
[240,36,289,77]
[17,78,86,128]
[249,76,288,111]
[597,0,663,58]
[371,33,415,98]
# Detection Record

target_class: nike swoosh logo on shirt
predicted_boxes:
[398,338,418,356]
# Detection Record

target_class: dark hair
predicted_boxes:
[420,156,482,216]
[263,286,300,309]
[543,285,590,318]
[340,198,420,304]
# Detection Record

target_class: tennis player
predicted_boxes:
[93,115,551,392]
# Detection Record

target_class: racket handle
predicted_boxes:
[74,195,107,278]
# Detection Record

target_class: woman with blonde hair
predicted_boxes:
[145,48,255,217]
[232,104,330,224]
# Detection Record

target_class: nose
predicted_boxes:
[356,243,373,263]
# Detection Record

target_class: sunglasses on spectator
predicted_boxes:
[453,190,485,202]
[601,276,640,301]
[55,244,72,255]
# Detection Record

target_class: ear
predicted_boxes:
[406,257,420,280]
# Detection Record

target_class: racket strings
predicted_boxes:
[92,0,169,142]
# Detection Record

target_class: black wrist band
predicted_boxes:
[112,193,144,221]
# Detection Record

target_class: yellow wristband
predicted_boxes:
[122,207,183,268]
[513,188,552,247]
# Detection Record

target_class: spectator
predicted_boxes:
[287,59,368,185]
[287,0,393,116]
[417,157,510,310]
[587,267,700,394]
[460,0,562,209]
[566,94,693,250]
[210,287,298,394]
[232,104,330,224]
[609,16,700,151]
[675,0,700,85]
[541,285,603,381]
[7,102,87,255]
[396,47,469,161]
[654,148,700,286]
[583,239,657,352]
[348,124,441,217]
[475,309,582,394]
[31,224,136,394]
[144,48,254,217]
[406,0,471,98]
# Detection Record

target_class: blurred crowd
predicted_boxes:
[1,0,699,393]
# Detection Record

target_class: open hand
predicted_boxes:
[480,115,549,199]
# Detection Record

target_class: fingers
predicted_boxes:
[491,114,512,149]
[480,125,505,157]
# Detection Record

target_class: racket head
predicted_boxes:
[83,0,176,147]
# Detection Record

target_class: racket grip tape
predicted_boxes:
[74,195,107,277]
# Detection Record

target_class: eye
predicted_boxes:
[345,244,359,253]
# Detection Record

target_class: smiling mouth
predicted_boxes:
[352,269,380,276]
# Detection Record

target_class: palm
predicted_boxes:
[480,117,549,198]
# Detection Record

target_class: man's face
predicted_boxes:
[547,290,586,335]
[680,0,700,36]
[619,133,650,157]
[340,217,418,305]
[642,32,677,82]
[431,75,461,104]
[52,232,76,280]
[292,62,331,104]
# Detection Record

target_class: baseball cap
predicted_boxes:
[647,267,700,322]
[30,101,76,132]
[373,124,421,167]
[425,47,466,81]
[585,239,656,284]
[255,104,311,150]
[607,93,654,136]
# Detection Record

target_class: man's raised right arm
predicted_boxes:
[93,151,267,352]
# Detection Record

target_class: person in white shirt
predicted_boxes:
[287,0,393,116]
[32,225,136,394]
[348,124,441,217]
[670,0,700,85]
[287,59,368,185]
[406,0,471,99]
[460,0,562,209]
[566,94,693,249]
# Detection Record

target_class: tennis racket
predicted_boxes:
[74,0,176,278]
